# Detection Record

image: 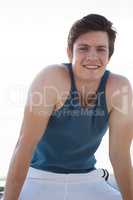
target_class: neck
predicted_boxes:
[74,75,101,93]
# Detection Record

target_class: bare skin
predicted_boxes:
[53,63,112,113]
[3,31,133,200]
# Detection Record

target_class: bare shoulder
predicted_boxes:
[26,63,70,112]
[106,71,133,113]
[27,63,70,98]
[108,72,131,89]
[30,63,69,87]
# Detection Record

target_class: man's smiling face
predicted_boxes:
[67,31,110,81]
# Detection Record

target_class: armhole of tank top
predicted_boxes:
[94,70,110,120]
[65,63,77,92]
[52,63,74,114]
[102,70,111,120]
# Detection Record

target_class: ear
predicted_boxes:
[67,47,73,62]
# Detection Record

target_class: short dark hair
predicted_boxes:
[67,14,117,58]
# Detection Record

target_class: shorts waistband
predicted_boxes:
[27,167,106,183]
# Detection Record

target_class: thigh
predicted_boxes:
[67,171,122,200]
[19,178,66,200]
[107,174,120,191]
[67,181,122,200]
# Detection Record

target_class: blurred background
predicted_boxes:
[0,0,133,186]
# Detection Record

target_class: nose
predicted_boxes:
[86,48,98,60]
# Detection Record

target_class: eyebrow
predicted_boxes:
[78,44,108,48]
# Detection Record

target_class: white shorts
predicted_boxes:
[19,167,122,200]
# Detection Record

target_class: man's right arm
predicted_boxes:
[3,66,59,200]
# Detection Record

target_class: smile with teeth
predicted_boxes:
[82,65,100,69]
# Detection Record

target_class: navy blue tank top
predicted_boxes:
[30,63,110,173]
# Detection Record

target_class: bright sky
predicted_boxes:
[0,0,133,178]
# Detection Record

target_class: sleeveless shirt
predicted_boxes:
[30,63,110,173]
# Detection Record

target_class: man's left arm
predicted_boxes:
[109,77,133,200]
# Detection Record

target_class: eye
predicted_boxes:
[97,48,107,52]
[78,47,88,51]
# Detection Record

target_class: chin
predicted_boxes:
[80,69,105,81]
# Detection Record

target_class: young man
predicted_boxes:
[3,14,133,200]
